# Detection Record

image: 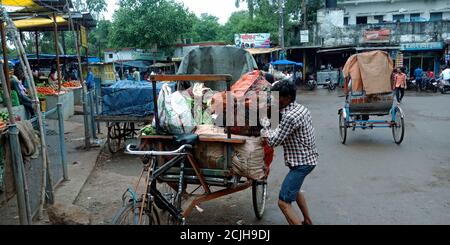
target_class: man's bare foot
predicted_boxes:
[302,220,313,225]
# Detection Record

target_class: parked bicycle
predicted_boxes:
[112,143,192,225]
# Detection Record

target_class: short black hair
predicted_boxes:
[271,79,296,101]
[264,73,275,84]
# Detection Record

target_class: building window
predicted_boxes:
[430,12,442,21]
[393,14,405,22]
[356,16,367,24]
[374,15,384,23]
[108,54,113,59]
[344,17,349,25]
[410,13,420,21]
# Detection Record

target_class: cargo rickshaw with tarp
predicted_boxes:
[111,46,275,224]
[95,80,176,153]
[338,50,405,144]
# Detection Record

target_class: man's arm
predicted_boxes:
[266,115,298,148]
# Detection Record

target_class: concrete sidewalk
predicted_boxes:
[52,115,106,206]
[0,115,106,224]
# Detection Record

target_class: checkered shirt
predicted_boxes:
[267,102,318,167]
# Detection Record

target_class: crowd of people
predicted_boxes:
[411,65,450,92]
[116,68,165,82]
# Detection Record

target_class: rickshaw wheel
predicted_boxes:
[157,182,183,225]
[112,200,160,225]
[339,111,347,144]
[107,123,123,153]
[252,178,267,220]
[392,106,405,144]
[107,137,122,153]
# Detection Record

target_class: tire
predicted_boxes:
[252,179,267,220]
[329,83,336,91]
[112,200,160,225]
[107,123,122,153]
[107,137,122,154]
[339,111,347,144]
[392,106,405,145]
[157,182,183,225]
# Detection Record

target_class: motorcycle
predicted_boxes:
[324,78,336,91]
[422,77,438,93]
[439,78,450,94]
[306,74,317,91]
[406,77,417,91]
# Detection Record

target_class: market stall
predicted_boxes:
[0,0,92,224]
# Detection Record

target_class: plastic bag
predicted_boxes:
[154,84,196,134]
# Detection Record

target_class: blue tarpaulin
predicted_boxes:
[270,59,303,67]
[101,80,176,117]
[10,54,101,65]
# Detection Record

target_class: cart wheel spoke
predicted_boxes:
[392,106,405,144]
[252,179,267,220]
[339,111,347,144]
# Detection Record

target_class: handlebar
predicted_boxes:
[125,144,191,156]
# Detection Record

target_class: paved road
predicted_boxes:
[76,88,450,225]
[188,88,450,225]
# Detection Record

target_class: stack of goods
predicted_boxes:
[211,70,272,136]
[149,71,274,180]
[62,81,82,88]
[101,80,176,117]
[0,111,9,130]
[183,83,216,125]
[192,125,269,180]
[36,86,58,95]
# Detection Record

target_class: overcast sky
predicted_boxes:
[103,0,248,25]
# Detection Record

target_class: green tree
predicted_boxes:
[191,14,222,42]
[88,19,112,58]
[110,0,195,51]
[223,1,282,45]
[86,0,107,14]
[235,0,255,20]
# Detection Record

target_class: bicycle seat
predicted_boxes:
[174,133,199,146]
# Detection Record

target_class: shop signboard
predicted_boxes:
[300,30,309,43]
[363,28,390,43]
[234,33,271,48]
[80,25,88,48]
[400,42,444,51]
[132,51,166,61]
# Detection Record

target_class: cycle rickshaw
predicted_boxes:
[338,50,405,144]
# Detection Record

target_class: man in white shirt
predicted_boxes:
[440,65,450,81]
[132,68,141,82]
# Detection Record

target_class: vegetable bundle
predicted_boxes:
[36,87,57,95]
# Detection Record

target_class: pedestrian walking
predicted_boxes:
[414,66,424,91]
[394,67,407,103]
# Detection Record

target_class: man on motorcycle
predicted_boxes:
[440,65,450,81]
[439,65,450,93]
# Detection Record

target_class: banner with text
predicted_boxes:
[235,33,271,49]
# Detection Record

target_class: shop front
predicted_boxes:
[400,42,444,78]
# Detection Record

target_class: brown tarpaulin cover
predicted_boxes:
[343,50,394,95]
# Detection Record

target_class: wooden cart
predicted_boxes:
[139,74,268,221]
[95,115,152,153]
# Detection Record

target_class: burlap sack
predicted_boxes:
[231,136,265,180]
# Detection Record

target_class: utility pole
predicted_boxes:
[302,0,307,29]
[278,0,285,58]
